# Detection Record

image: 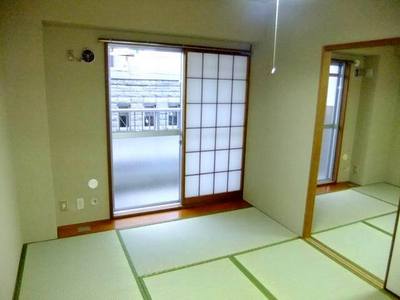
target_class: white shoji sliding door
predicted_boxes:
[184,51,248,198]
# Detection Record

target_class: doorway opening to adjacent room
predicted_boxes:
[317,60,349,185]
[106,44,184,217]
[303,38,400,293]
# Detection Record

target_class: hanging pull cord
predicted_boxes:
[271,0,280,74]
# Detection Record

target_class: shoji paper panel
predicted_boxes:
[185,51,248,198]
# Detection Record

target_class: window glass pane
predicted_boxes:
[187,104,201,128]
[215,150,229,172]
[329,64,339,74]
[187,52,202,77]
[214,172,228,194]
[318,128,338,181]
[187,79,202,103]
[217,104,231,127]
[229,149,242,170]
[231,104,245,126]
[201,128,216,151]
[185,175,199,197]
[216,127,230,149]
[202,104,217,127]
[200,174,214,195]
[202,79,217,103]
[233,56,248,79]
[232,80,246,103]
[200,151,215,173]
[218,80,232,103]
[228,171,241,191]
[219,55,233,79]
[230,126,244,148]
[203,54,218,78]
[325,76,338,124]
[186,152,200,175]
[186,128,200,152]
[318,61,346,184]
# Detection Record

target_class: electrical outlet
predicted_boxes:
[60,201,68,211]
[91,197,99,206]
[77,197,85,210]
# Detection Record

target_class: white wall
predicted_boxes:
[1,1,58,242]
[386,81,400,186]
[39,0,269,43]
[350,49,400,185]
[244,0,400,234]
[0,80,22,300]
[0,9,23,298]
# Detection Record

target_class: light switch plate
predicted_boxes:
[77,197,85,210]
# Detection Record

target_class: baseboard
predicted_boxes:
[183,191,243,207]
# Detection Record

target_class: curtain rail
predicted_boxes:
[98,38,251,56]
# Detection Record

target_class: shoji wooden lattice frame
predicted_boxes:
[182,49,251,206]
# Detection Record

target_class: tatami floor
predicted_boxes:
[16,207,392,300]
[312,182,400,281]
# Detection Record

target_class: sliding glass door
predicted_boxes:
[106,44,250,215]
[107,44,183,216]
[318,60,348,184]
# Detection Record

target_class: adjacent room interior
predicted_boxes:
[310,45,400,284]
[1,1,400,300]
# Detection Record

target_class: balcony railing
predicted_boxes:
[111,108,181,133]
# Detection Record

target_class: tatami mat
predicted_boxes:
[353,182,400,206]
[18,231,142,300]
[313,190,397,232]
[235,239,388,300]
[144,258,268,300]
[119,207,296,276]
[313,222,392,280]
[364,213,397,235]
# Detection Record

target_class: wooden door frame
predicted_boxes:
[302,36,400,289]
[303,37,400,237]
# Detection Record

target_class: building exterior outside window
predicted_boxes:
[109,45,182,133]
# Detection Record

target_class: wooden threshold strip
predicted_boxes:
[58,198,251,238]
[315,181,358,195]
[305,237,384,289]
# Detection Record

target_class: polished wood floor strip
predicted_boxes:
[316,181,358,195]
[58,199,251,238]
